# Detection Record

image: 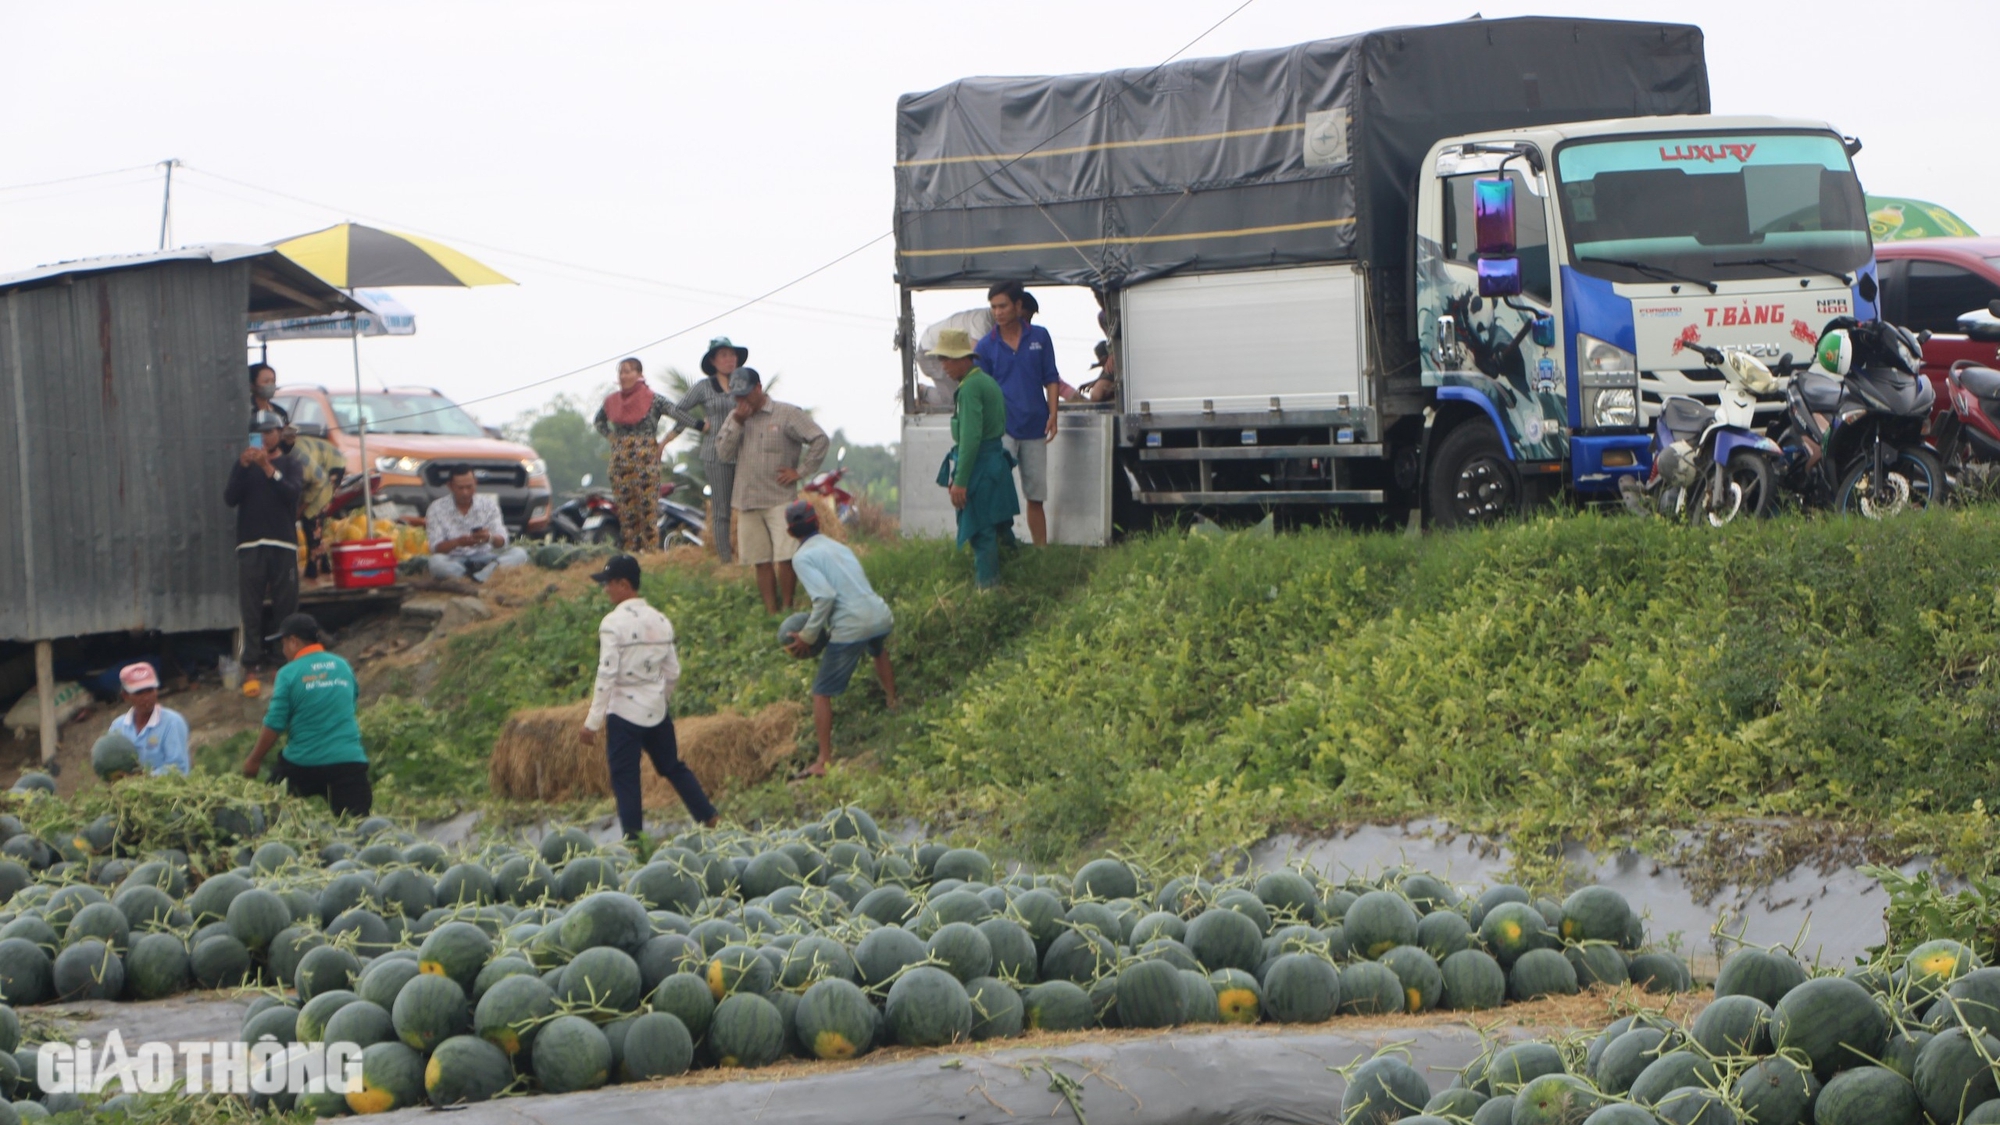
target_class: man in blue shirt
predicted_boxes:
[781,501,897,779]
[104,663,190,776]
[975,281,1062,546]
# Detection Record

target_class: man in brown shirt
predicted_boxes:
[715,368,829,613]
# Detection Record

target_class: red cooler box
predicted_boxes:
[332,539,398,589]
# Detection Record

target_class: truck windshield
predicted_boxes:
[1555,131,1869,287]
[327,392,487,436]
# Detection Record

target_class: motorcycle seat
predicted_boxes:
[1958,365,2000,404]
[1794,370,1843,414]
[1660,397,1711,440]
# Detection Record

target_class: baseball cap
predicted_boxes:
[729,367,764,399]
[784,499,820,539]
[590,553,642,586]
[266,612,327,645]
[118,663,160,693]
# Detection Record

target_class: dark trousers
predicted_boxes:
[238,544,299,667]
[276,758,372,818]
[605,713,717,838]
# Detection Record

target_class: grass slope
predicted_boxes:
[358,509,2000,878]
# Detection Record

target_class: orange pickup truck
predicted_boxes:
[275,385,552,535]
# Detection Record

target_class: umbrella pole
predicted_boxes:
[350,308,371,530]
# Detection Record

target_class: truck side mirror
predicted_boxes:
[1475,178,1516,256]
[1962,310,2000,343]
[1990,297,2000,318]
[1478,257,1522,299]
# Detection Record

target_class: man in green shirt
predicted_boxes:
[242,613,372,816]
[930,328,1020,588]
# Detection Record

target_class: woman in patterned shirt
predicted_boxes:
[593,357,672,553]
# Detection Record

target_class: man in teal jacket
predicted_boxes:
[242,613,371,816]
[930,328,1020,588]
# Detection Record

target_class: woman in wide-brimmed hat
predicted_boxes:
[665,336,751,562]
[593,356,673,553]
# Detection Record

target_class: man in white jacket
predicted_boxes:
[578,553,719,838]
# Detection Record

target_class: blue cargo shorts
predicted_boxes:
[812,631,891,697]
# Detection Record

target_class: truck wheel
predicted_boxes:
[1427,423,1520,529]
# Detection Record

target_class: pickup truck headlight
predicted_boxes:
[1577,333,1639,428]
[374,455,424,474]
[521,457,547,477]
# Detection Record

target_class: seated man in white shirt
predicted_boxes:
[424,465,529,582]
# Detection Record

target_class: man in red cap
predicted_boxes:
[105,663,190,776]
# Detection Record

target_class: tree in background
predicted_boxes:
[506,392,610,493]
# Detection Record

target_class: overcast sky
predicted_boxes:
[4,0,1990,448]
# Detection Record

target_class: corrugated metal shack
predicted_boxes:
[0,245,358,757]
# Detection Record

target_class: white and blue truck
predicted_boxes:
[892,16,1878,537]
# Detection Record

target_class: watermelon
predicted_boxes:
[1594,1028,1669,1095]
[1628,952,1691,994]
[1631,1052,1718,1107]
[709,994,786,1068]
[855,885,918,928]
[111,885,177,932]
[189,935,251,991]
[1072,858,1138,902]
[1185,908,1263,974]
[62,902,128,954]
[251,842,299,874]
[777,933,856,990]
[1023,980,1093,1031]
[931,848,994,885]
[1771,975,1889,1078]
[1340,1056,1431,1125]
[1177,969,1221,1024]
[1502,947,1576,1001]
[376,870,437,919]
[1908,940,1983,990]
[650,973,716,1041]
[619,1012,693,1081]
[1343,892,1419,960]
[1478,902,1549,969]
[705,944,775,1000]
[0,939,42,1009]
[392,973,471,1052]
[1944,968,2000,1039]
[224,889,291,955]
[423,1035,511,1106]
[416,922,492,994]
[346,1042,425,1115]
[977,917,1039,984]
[269,928,327,988]
[1815,1066,1923,1125]
[928,922,994,983]
[296,945,361,1003]
[1693,993,1773,1056]
[967,976,1025,1040]
[739,852,802,899]
[1425,1089,1489,1119]
[1115,959,1187,1029]
[1416,910,1475,960]
[1254,871,1319,923]
[1210,968,1263,1024]
[1580,1106,1663,1125]
[561,946,643,1014]
[855,926,929,990]
[434,864,495,909]
[1732,1055,1820,1125]
[796,978,877,1058]
[1883,1029,1935,1081]
[51,940,121,1001]
[494,856,555,906]
[122,932,190,1000]
[1041,929,1118,985]
[558,892,652,956]
[90,732,141,782]
[1397,874,1453,914]
[1917,1027,2000,1124]
[1062,901,1120,944]
[1440,949,1507,1011]
[474,973,556,1059]
[1262,953,1340,1023]
[298,989,359,1043]
[1970,1102,2000,1124]
[1713,947,1807,1008]
[1559,887,1634,944]
[1486,1041,1567,1095]
[1338,961,1405,1015]
[359,958,424,1011]
[1474,1095,1517,1125]
[1651,1086,1734,1125]
[241,1003,300,1046]
[187,872,252,925]
[533,1014,614,1091]
[886,966,973,1047]
[324,1001,396,1051]
[1512,1074,1603,1124]
[1380,945,1443,1013]
[1562,942,1627,988]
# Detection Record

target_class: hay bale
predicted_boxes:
[489,700,802,805]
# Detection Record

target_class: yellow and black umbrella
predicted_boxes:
[272,222,514,288]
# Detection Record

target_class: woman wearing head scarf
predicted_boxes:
[593,356,672,553]
[665,336,750,563]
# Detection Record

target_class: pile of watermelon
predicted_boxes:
[0,799,1697,1118]
[1394,938,2000,1125]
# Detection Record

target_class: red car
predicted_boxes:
[1875,237,2000,398]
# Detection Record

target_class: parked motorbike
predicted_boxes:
[801,447,857,524]
[548,468,708,548]
[1929,358,2000,499]
[1771,317,1946,518]
[1620,346,1784,525]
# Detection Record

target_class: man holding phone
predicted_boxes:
[225,411,305,675]
[424,464,528,583]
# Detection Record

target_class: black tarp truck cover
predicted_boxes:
[894,16,1709,373]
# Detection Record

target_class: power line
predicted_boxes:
[231,0,1264,427]
[0,163,159,194]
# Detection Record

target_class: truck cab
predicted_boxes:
[1413,116,1875,517]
